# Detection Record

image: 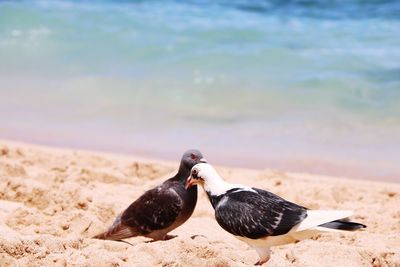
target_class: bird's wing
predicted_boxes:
[290,210,353,232]
[215,188,307,239]
[120,184,184,235]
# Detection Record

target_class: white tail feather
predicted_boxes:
[290,210,353,233]
[313,226,346,233]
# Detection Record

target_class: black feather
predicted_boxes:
[319,220,366,231]
[210,188,308,239]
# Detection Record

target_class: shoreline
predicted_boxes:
[0,138,399,187]
[0,139,399,266]
[1,136,398,183]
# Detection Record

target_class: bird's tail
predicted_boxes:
[93,231,111,240]
[92,214,137,241]
[92,223,137,240]
[319,220,366,231]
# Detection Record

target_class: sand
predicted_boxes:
[0,140,399,267]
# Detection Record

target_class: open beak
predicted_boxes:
[185,177,194,189]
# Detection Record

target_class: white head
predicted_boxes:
[185,163,232,196]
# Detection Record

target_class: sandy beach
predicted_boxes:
[0,140,399,266]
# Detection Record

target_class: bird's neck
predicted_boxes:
[203,174,233,197]
[174,163,191,182]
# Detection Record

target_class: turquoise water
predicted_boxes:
[1,0,399,181]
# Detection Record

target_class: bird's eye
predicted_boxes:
[190,153,196,160]
[192,169,198,177]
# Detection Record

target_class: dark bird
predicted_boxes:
[93,149,206,241]
[186,163,366,265]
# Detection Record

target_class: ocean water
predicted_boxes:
[0,0,399,181]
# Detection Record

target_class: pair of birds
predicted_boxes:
[93,149,366,265]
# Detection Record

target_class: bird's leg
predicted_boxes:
[163,234,178,240]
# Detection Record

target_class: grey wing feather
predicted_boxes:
[93,185,184,240]
[121,186,184,234]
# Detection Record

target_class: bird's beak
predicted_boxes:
[185,177,195,189]
[199,158,207,163]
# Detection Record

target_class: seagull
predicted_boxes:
[93,149,206,242]
[186,163,366,265]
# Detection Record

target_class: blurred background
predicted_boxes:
[0,0,399,181]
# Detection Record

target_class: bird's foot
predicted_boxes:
[144,234,177,243]
[190,234,206,240]
[255,257,270,266]
[163,234,178,241]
